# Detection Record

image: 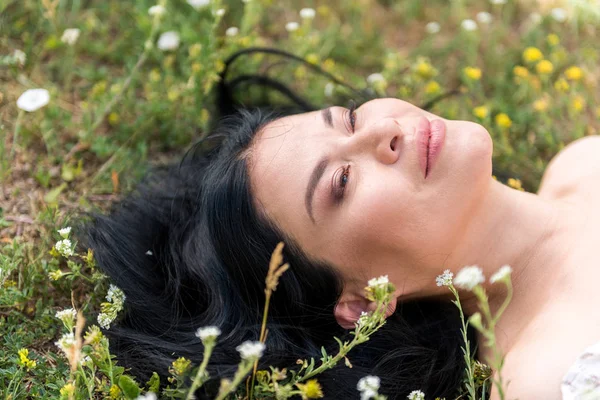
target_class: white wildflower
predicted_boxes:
[324,82,334,97]
[55,239,74,258]
[106,284,126,304]
[195,326,221,341]
[187,0,210,10]
[215,8,226,17]
[435,269,454,287]
[148,5,166,17]
[236,341,265,360]
[461,19,478,31]
[157,31,180,51]
[299,7,316,19]
[454,265,485,290]
[407,390,425,400]
[476,11,493,24]
[61,28,81,45]
[135,393,158,400]
[55,332,75,354]
[16,88,50,112]
[551,7,567,22]
[285,21,299,32]
[357,311,370,326]
[225,26,239,37]
[13,49,26,65]
[490,0,507,4]
[97,312,113,329]
[425,21,440,34]
[367,275,389,289]
[357,375,380,399]
[55,308,77,322]
[57,227,71,239]
[366,73,385,85]
[490,264,512,284]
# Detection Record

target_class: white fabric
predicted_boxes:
[562,341,600,399]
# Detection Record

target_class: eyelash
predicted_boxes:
[332,100,358,202]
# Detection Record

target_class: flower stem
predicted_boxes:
[11,109,24,160]
[449,286,478,400]
[186,343,215,400]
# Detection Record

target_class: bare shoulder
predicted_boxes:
[538,135,600,201]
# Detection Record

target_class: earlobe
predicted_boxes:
[334,296,398,329]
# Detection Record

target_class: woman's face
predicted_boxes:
[248,98,493,297]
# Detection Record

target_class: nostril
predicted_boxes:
[390,136,398,151]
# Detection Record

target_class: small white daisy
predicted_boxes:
[425,21,441,34]
[55,239,74,258]
[16,88,50,112]
[215,8,226,17]
[61,28,81,45]
[299,7,316,19]
[225,26,239,37]
[157,31,180,51]
[195,326,221,341]
[476,11,493,24]
[285,21,299,32]
[55,308,77,322]
[187,0,210,10]
[454,265,485,290]
[236,341,265,360]
[57,227,71,238]
[461,19,478,31]
[407,389,425,400]
[435,269,454,287]
[490,264,512,284]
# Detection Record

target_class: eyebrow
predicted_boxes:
[304,108,334,224]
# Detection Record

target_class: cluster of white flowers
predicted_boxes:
[476,11,493,24]
[299,7,316,19]
[285,21,299,32]
[461,18,478,31]
[356,311,370,327]
[425,21,440,34]
[453,265,485,290]
[106,283,126,303]
[97,313,113,329]
[225,26,239,37]
[366,73,385,85]
[16,88,50,112]
[55,308,77,323]
[435,269,453,287]
[195,326,221,342]
[97,284,126,329]
[367,275,389,289]
[236,341,265,360]
[13,49,26,66]
[157,31,180,51]
[187,0,210,10]
[357,375,380,400]
[490,264,512,284]
[407,390,425,400]
[148,5,165,17]
[61,28,81,45]
[55,332,75,355]
[55,239,74,258]
[58,226,71,238]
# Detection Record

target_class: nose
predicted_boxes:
[344,117,401,165]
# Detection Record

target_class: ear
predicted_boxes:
[334,295,398,329]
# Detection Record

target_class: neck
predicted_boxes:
[437,179,580,360]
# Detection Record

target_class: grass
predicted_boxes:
[1,0,599,398]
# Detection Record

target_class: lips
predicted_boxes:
[416,117,446,179]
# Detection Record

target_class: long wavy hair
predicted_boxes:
[77,48,483,399]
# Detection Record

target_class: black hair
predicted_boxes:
[77,47,480,399]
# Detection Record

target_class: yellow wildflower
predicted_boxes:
[536,60,554,75]
[473,105,489,119]
[424,81,441,95]
[523,47,543,63]
[188,43,202,58]
[533,98,549,112]
[414,58,437,80]
[513,66,529,78]
[547,33,560,46]
[239,36,251,47]
[507,178,524,191]
[108,112,120,126]
[109,384,121,399]
[554,78,570,92]
[191,62,202,74]
[215,59,225,74]
[149,69,161,83]
[306,53,319,65]
[323,58,335,72]
[167,89,179,102]
[564,66,583,81]
[570,95,585,113]
[495,113,512,129]
[317,5,331,17]
[296,379,324,399]
[60,383,75,398]
[463,66,482,80]
[18,348,37,370]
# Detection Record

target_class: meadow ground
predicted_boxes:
[1,0,599,399]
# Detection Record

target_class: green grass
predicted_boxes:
[1,0,599,398]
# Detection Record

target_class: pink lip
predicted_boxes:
[417,118,446,179]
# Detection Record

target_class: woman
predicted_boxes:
[79,48,600,400]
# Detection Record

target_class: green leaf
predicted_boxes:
[146,372,160,393]
[118,374,141,399]
[43,182,67,204]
